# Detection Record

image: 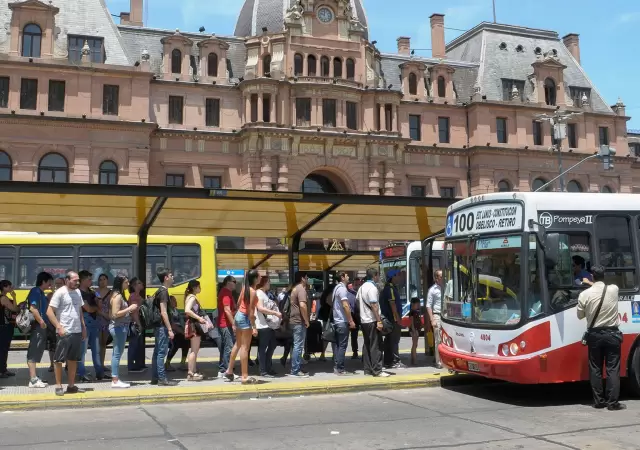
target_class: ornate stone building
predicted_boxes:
[0,0,638,222]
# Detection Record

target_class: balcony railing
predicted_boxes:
[291,76,362,89]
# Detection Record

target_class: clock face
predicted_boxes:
[317,7,334,23]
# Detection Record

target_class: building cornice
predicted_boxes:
[0,56,149,78]
[0,114,157,132]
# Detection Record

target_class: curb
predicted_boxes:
[0,373,447,411]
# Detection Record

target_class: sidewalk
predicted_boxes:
[0,348,449,410]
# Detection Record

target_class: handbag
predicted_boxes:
[581,285,608,346]
[322,285,341,343]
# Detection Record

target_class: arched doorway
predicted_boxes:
[302,173,338,194]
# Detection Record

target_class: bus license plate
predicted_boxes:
[467,361,480,372]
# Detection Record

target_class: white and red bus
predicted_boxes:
[428,192,640,395]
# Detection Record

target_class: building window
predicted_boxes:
[20,78,38,110]
[205,98,220,127]
[346,101,357,130]
[0,151,12,181]
[294,53,303,76]
[408,73,418,95]
[567,123,577,148]
[496,118,508,144]
[333,57,342,78]
[601,185,614,193]
[99,160,118,185]
[308,55,317,76]
[346,58,355,80]
[501,79,525,101]
[204,175,221,189]
[569,87,591,107]
[323,99,336,127]
[567,180,582,193]
[38,153,68,183]
[171,49,182,74]
[599,127,609,146]
[437,76,446,98]
[532,177,549,192]
[630,143,640,157]
[498,180,511,192]
[320,56,330,77]
[263,54,271,77]
[296,98,311,126]
[0,77,8,108]
[385,104,393,131]
[168,96,184,124]
[440,186,455,198]
[166,174,184,187]
[438,117,450,143]
[409,114,421,141]
[22,24,42,58]
[48,80,65,112]
[250,94,258,122]
[263,94,271,123]
[411,185,426,197]
[68,36,104,64]
[532,121,543,145]
[102,85,119,115]
[208,53,218,77]
[544,78,556,106]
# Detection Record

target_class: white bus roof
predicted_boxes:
[407,240,444,254]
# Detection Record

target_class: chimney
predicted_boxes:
[397,36,411,56]
[430,13,445,59]
[120,12,131,24]
[562,33,580,64]
[129,0,143,27]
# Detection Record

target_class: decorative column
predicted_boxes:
[260,158,272,191]
[270,94,277,123]
[277,158,289,191]
[378,103,385,131]
[245,96,251,123]
[393,105,399,132]
[384,164,396,196]
[368,162,381,195]
[257,95,264,122]
[291,96,297,126]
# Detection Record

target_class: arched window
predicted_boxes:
[207,53,218,77]
[294,53,303,76]
[437,76,446,98]
[320,56,330,77]
[302,174,338,194]
[171,49,182,74]
[38,153,68,183]
[567,180,582,193]
[263,54,271,77]
[346,58,355,80]
[601,185,614,193]
[308,55,317,76]
[497,180,511,192]
[0,151,12,181]
[532,177,549,192]
[22,24,42,58]
[333,57,342,78]
[544,78,556,106]
[99,160,118,185]
[408,73,418,95]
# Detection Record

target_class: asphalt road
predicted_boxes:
[1,377,639,449]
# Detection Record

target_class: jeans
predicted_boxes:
[109,325,128,379]
[383,322,402,367]
[258,328,277,375]
[331,322,350,372]
[79,325,103,378]
[291,324,307,375]
[0,324,13,373]
[218,327,235,373]
[128,331,146,371]
[587,328,623,407]
[152,326,169,382]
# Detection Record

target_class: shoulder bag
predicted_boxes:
[321,286,338,343]
[581,285,608,346]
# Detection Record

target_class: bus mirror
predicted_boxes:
[544,233,560,267]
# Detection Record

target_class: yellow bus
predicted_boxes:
[0,234,216,312]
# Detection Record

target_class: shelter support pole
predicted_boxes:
[137,197,168,281]
[251,254,274,270]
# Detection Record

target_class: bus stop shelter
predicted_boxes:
[0,181,453,280]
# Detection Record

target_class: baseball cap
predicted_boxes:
[387,269,400,279]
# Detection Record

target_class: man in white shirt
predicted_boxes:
[576,265,624,411]
[427,270,443,369]
[46,271,86,397]
[358,268,389,378]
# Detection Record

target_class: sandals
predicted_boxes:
[241,377,258,385]
[187,373,204,381]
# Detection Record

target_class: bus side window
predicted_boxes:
[597,216,636,290]
[18,246,73,287]
[0,246,15,285]
[146,245,168,287]
[78,245,134,285]
[547,233,592,311]
[171,244,201,285]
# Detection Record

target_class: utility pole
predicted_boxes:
[533,110,583,192]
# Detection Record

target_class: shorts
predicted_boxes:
[234,311,251,330]
[53,333,83,363]
[27,326,47,363]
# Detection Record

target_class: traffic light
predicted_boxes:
[598,145,616,170]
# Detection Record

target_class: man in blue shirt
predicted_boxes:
[573,256,593,286]
[381,269,404,369]
[26,271,54,388]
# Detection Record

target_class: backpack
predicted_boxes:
[15,301,34,335]
[278,291,291,321]
[139,290,163,329]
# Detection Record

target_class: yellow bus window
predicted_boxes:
[79,245,134,284]
[19,246,73,287]
[171,244,201,286]
[146,245,168,287]
[0,246,15,284]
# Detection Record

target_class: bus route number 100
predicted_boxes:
[453,212,475,234]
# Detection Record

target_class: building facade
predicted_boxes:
[0,0,638,233]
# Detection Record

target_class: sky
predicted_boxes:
[105,0,640,130]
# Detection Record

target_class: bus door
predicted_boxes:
[422,233,444,356]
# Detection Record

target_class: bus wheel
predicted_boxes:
[629,345,640,397]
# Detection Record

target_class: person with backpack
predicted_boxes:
[151,268,178,386]
[0,280,19,378]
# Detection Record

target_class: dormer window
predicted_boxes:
[408,73,418,95]
[22,24,41,58]
[263,54,271,77]
[208,53,218,77]
[333,57,342,78]
[437,76,446,98]
[171,49,182,74]
[544,77,556,106]
[68,36,105,63]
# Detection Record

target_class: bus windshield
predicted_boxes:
[444,235,524,326]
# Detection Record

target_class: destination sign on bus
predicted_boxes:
[381,246,406,259]
[445,203,523,238]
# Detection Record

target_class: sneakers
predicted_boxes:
[55,387,64,396]
[28,378,48,388]
[218,371,226,379]
[158,379,178,386]
[374,371,391,378]
[608,403,627,411]
[112,380,131,389]
[290,372,309,378]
